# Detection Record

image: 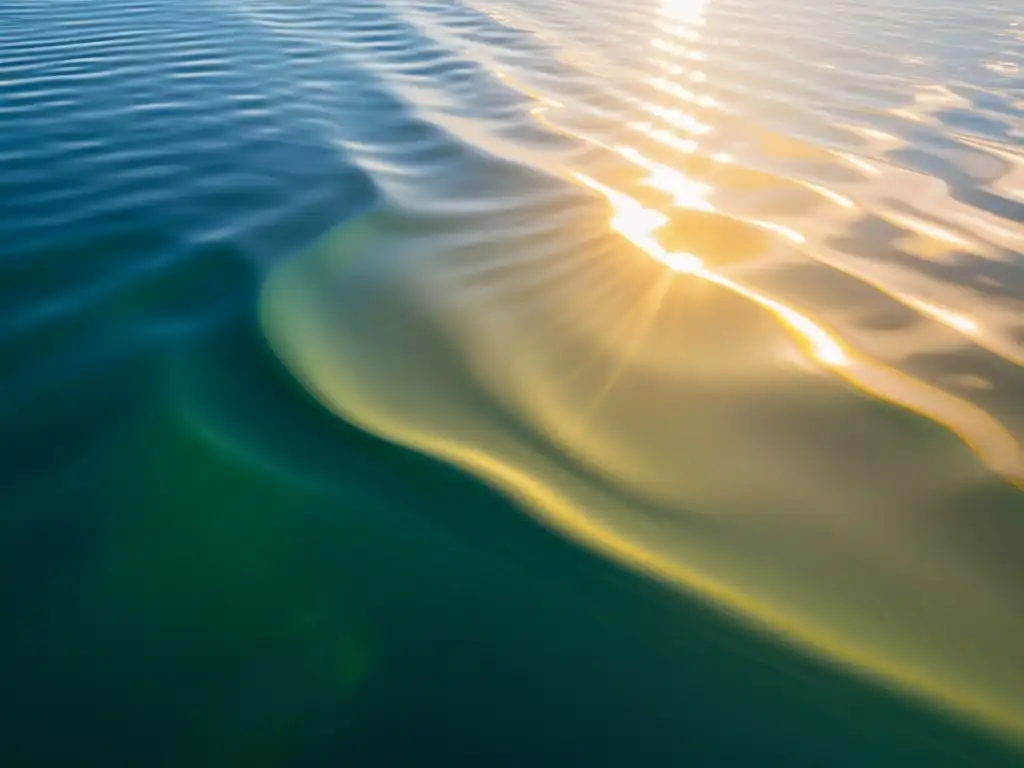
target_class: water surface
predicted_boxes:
[2,0,1023,764]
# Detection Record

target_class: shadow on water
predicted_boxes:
[1,235,1023,767]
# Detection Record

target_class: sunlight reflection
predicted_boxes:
[618,146,713,209]
[629,121,699,154]
[661,0,707,27]
[263,0,1024,746]
[572,171,848,366]
[904,298,979,335]
[482,0,1022,472]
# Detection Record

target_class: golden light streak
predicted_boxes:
[573,172,846,366]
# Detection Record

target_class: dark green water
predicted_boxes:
[3,0,1024,765]
[6,310,1023,766]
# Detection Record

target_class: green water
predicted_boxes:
[2,307,1021,766]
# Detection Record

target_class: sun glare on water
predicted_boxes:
[264,0,1024,749]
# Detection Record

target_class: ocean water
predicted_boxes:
[2,0,1024,765]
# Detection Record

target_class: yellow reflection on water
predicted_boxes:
[573,172,703,273]
[572,161,1024,470]
[573,171,849,365]
[265,0,1024,749]
[904,297,979,335]
[619,146,712,209]
[263,194,1024,746]
[513,0,1021,475]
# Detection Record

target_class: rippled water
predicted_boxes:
[2,0,1024,764]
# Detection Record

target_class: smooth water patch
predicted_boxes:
[263,204,1024,743]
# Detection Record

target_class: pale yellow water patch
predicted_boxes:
[261,0,1024,745]
[262,191,1024,746]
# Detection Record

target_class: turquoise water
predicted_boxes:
[2,0,1024,765]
